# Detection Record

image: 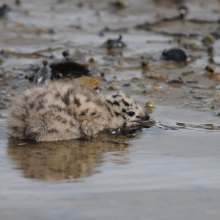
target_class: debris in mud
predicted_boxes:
[167,77,184,84]
[179,38,202,50]
[167,77,198,84]
[135,6,187,30]
[160,48,187,63]
[114,65,141,70]
[89,56,98,63]
[0,4,10,18]
[73,76,99,88]
[154,30,200,37]
[153,86,160,91]
[147,74,167,80]
[50,51,90,79]
[15,0,21,6]
[207,46,214,58]
[205,65,215,73]
[0,101,7,109]
[210,31,220,39]
[181,70,195,76]
[32,61,51,85]
[188,18,220,24]
[202,35,215,46]
[0,50,47,58]
[108,85,118,90]
[99,26,128,36]
[103,35,126,49]
[110,1,129,9]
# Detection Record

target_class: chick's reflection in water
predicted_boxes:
[7,133,135,181]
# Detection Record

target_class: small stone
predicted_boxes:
[145,101,155,108]
[89,56,98,63]
[202,35,215,45]
[205,65,215,73]
[18,143,26,146]
[16,22,23,26]
[0,101,7,109]
[113,77,121,82]
[160,48,187,63]
[153,86,160,91]
[145,107,154,114]
[142,88,153,94]
[108,85,118,90]
[123,83,131,86]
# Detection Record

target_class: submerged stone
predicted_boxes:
[160,48,187,63]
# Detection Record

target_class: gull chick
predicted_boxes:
[8,82,155,142]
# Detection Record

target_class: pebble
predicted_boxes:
[145,101,155,108]
[142,89,153,94]
[153,86,160,91]
[113,77,121,82]
[108,85,118,90]
[123,83,131,86]
[160,48,187,63]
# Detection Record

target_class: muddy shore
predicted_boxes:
[1,0,220,219]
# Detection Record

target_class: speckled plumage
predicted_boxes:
[8,82,150,142]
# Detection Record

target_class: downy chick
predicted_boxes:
[8,82,155,142]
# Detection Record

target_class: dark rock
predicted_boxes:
[160,48,187,62]
[0,4,10,18]
[104,35,126,49]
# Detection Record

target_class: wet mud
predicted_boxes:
[1,0,220,220]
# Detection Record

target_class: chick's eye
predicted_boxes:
[128,111,135,117]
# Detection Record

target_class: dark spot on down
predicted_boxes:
[74,97,81,107]
[106,100,113,105]
[80,109,89,116]
[29,102,35,109]
[54,115,67,124]
[69,121,75,127]
[20,114,26,122]
[63,95,70,106]
[49,104,64,112]
[122,99,129,107]
[12,126,19,131]
[55,92,60,99]
[90,111,96,116]
[115,111,120,117]
[36,93,45,101]
[105,104,113,117]
[122,108,126,113]
[36,102,44,111]
[47,128,58,133]
[63,88,74,106]
[113,101,120,106]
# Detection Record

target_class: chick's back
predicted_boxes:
[8,82,107,142]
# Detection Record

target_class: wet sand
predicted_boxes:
[1,0,220,219]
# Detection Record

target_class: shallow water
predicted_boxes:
[1,106,220,220]
[1,0,220,219]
